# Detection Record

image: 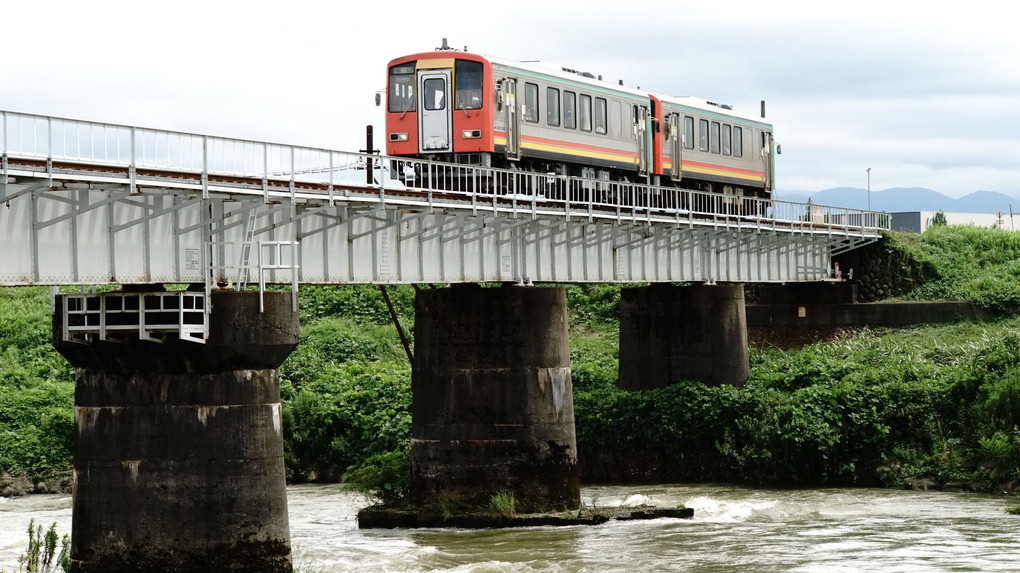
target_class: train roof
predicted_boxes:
[486,55,652,99]
[654,94,772,128]
[389,50,773,127]
[390,50,651,100]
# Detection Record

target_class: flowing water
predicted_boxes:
[4,484,1020,572]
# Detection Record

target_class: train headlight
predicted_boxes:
[462,130,482,139]
[389,132,409,142]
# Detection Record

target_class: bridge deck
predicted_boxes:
[1,110,884,288]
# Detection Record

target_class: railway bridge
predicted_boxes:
[1,110,885,572]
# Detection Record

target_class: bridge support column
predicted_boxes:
[411,285,580,512]
[53,291,299,573]
[618,283,748,389]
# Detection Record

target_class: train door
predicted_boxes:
[669,113,682,183]
[636,105,650,177]
[417,69,452,152]
[504,78,521,160]
[761,130,773,191]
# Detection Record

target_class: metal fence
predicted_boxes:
[2,110,889,233]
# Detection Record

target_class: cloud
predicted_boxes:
[2,0,1018,199]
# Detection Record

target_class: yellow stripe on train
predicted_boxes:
[682,164,764,183]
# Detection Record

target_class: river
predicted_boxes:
[4,484,1020,572]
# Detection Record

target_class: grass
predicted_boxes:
[485,490,517,518]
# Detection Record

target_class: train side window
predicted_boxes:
[722,124,732,156]
[610,100,622,137]
[524,82,539,123]
[454,60,483,110]
[733,126,743,157]
[595,97,607,135]
[547,87,560,126]
[699,119,709,152]
[564,91,577,129]
[710,121,721,154]
[684,116,695,150]
[579,94,592,132]
[388,63,416,113]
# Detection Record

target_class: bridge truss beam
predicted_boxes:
[0,177,866,286]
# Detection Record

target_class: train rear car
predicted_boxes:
[652,95,776,199]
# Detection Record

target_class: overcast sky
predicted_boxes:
[3,0,1018,199]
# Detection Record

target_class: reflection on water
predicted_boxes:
[4,484,1020,572]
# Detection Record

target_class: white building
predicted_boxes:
[891,211,1016,233]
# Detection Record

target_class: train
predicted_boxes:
[384,42,777,201]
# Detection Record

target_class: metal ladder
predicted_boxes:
[236,204,259,289]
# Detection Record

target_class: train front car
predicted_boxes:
[386,49,655,185]
[385,51,494,165]
[652,95,776,202]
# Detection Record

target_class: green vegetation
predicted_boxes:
[575,319,1020,488]
[0,288,74,484]
[894,225,1020,314]
[484,490,518,518]
[340,448,411,505]
[11,520,69,573]
[2,226,1020,501]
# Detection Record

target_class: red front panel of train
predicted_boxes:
[385,53,494,157]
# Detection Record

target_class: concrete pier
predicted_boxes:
[410,285,580,513]
[618,283,748,389]
[53,291,299,573]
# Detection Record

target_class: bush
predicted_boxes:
[298,285,415,326]
[976,430,1020,482]
[569,331,618,393]
[341,449,410,505]
[985,368,1020,430]
[578,319,1020,488]
[282,360,411,482]
[564,284,622,329]
[898,226,1020,314]
[16,519,70,573]
[0,288,74,480]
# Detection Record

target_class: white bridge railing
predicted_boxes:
[1,109,889,233]
[61,291,207,344]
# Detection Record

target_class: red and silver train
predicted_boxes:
[385,45,777,200]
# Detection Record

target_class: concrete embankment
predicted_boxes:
[746,283,988,348]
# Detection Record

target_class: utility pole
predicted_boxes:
[866,167,871,212]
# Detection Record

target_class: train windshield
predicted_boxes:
[455,60,483,110]
[389,63,416,113]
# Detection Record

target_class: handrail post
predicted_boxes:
[258,241,265,313]
[290,241,298,313]
[46,117,53,186]
[201,135,209,199]
[327,151,335,206]
[471,165,478,216]
[262,143,269,203]
[1,111,7,193]
[129,127,137,194]
[289,147,296,204]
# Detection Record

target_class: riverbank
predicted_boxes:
[0,473,71,497]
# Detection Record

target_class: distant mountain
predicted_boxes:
[776,187,1020,214]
